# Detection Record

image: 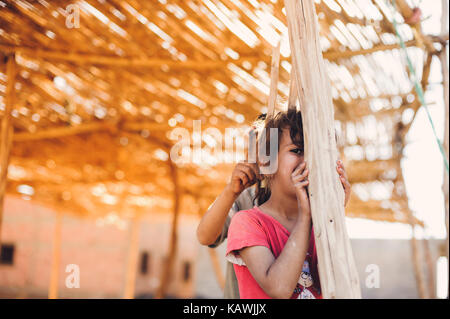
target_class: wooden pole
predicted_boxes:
[0,53,16,257]
[394,107,427,299]
[409,223,427,298]
[123,215,141,299]
[394,114,427,298]
[442,51,449,293]
[208,248,225,290]
[283,0,361,298]
[48,211,62,299]
[155,161,180,299]
[422,232,436,299]
[440,0,449,300]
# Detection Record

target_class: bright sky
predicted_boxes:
[346,0,448,240]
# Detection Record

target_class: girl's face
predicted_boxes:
[270,128,305,198]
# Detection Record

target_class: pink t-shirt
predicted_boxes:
[226,207,322,299]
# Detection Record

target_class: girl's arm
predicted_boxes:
[239,215,311,299]
[197,162,260,246]
[239,162,312,299]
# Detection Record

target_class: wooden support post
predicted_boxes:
[394,128,427,298]
[442,52,449,294]
[283,0,361,298]
[48,211,62,299]
[123,215,141,299]
[156,161,180,299]
[422,234,436,299]
[440,0,449,299]
[0,53,16,258]
[409,223,427,298]
[395,116,428,298]
[208,248,225,290]
[197,199,225,290]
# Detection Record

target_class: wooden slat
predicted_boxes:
[267,42,281,119]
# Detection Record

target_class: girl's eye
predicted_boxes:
[291,148,304,155]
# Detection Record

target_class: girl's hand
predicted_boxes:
[227,161,261,196]
[336,159,351,207]
[291,162,311,218]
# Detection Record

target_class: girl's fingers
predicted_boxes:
[236,171,249,187]
[294,180,309,188]
[292,170,309,184]
[337,165,348,181]
[338,161,348,179]
[247,162,261,180]
[292,162,307,176]
[239,164,256,183]
[292,168,308,180]
[345,180,351,190]
[298,169,309,180]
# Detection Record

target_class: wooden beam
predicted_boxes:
[346,159,400,184]
[284,0,361,298]
[123,215,141,299]
[323,40,416,61]
[345,197,424,226]
[48,211,62,299]
[13,121,117,142]
[1,36,444,73]
[0,44,229,69]
[0,53,16,253]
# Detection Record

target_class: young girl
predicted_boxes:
[226,109,332,299]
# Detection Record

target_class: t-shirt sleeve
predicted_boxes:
[226,211,270,266]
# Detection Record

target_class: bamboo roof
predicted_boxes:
[1,0,446,225]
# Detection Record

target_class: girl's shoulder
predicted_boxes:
[232,207,290,235]
[231,206,271,227]
[233,206,261,219]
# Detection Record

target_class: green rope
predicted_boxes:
[390,0,449,174]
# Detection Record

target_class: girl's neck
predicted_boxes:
[260,190,299,221]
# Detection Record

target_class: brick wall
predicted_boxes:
[0,195,200,299]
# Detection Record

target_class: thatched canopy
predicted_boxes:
[1,0,446,225]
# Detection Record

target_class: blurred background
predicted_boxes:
[0,0,448,299]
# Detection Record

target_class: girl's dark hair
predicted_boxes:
[253,108,304,206]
